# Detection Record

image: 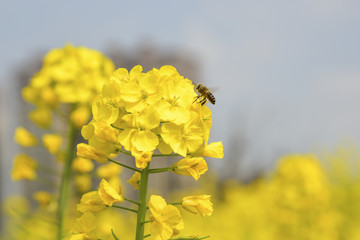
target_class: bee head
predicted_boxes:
[196,84,202,90]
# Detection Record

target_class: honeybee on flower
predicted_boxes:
[194,84,216,105]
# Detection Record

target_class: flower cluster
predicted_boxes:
[22,43,115,128]
[78,65,223,173]
[75,65,223,240]
[10,45,116,240]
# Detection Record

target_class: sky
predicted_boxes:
[1,0,360,190]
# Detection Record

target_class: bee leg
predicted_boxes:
[200,97,207,105]
[193,96,200,103]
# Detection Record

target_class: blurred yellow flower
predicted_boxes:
[11,153,38,181]
[28,107,52,128]
[75,174,93,193]
[42,134,62,154]
[70,105,91,128]
[72,157,94,173]
[33,191,52,208]
[171,157,208,180]
[96,162,122,179]
[98,178,123,206]
[149,195,184,240]
[182,195,213,217]
[14,127,38,147]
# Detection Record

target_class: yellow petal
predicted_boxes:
[121,82,142,103]
[203,142,224,158]
[132,130,159,152]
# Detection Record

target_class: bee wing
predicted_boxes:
[208,87,219,93]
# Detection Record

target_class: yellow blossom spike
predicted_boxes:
[77,191,107,213]
[42,134,63,154]
[182,195,213,217]
[77,143,109,163]
[11,153,38,181]
[98,178,124,206]
[171,157,208,180]
[14,127,38,147]
[127,172,141,190]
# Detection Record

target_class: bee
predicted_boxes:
[194,84,216,105]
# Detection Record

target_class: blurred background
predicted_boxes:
[1,1,360,239]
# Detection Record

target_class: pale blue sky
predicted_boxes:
[1,0,360,182]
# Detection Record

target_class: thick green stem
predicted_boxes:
[135,163,150,240]
[57,121,78,240]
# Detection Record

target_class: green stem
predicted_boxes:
[149,166,176,174]
[56,120,78,240]
[111,205,138,213]
[144,234,151,238]
[170,202,182,206]
[124,197,140,206]
[118,149,132,156]
[109,159,141,172]
[135,163,150,240]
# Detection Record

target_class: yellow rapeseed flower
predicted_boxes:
[202,141,224,158]
[11,153,38,181]
[98,178,124,206]
[171,157,208,180]
[126,172,141,190]
[149,195,184,240]
[14,127,38,147]
[70,212,97,240]
[77,191,107,213]
[182,195,213,217]
[77,143,109,163]
[42,134,63,154]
